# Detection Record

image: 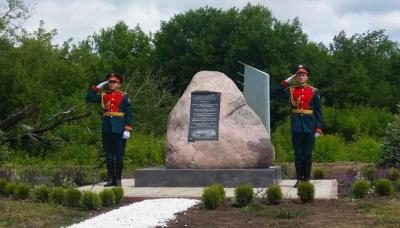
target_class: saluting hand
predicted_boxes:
[285,74,296,83]
[96,80,109,90]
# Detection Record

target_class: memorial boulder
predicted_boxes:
[166,71,275,169]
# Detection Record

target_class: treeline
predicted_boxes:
[0,2,399,166]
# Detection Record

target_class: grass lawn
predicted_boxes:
[0,196,91,228]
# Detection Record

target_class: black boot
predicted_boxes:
[115,160,123,186]
[294,161,302,187]
[104,160,116,187]
[304,160,312,182]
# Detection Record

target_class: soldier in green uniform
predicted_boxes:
[274,64,323,186]
[85,72,133,186]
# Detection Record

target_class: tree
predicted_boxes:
[0,0,30,39]
[92,21,153,79]
[380,105,400,167]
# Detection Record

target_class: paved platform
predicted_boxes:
[78,179,338,200]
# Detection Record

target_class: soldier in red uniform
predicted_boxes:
[275,64,323,186]
[85,72,133,186]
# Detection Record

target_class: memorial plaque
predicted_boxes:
[188,91,221,142]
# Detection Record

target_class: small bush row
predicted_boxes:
[0,178,123,210]
[352,178,395,198]
[202,182,315,210]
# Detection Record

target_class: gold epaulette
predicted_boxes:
[307,85,317,91]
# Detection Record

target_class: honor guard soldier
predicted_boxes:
[85,72,133,186]
[275,64,323,186]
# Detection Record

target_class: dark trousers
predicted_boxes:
[102,133,126,162]
[292,132,314,181]
[291,132,315,161]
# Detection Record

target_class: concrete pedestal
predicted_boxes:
[134,166,281,187]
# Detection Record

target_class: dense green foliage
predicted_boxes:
[265,185,283,205]
[33,184,50,203]
[234,184,254,208]
[111,187,124,204]
[297,182,315,203]
[352,180,370,199]
[0,1,399,166]
[50,187,65,204]
[0,178,9,194]
[381,106,400,167]
[4,182,17,196]
[80,191,102,210]
[99,189,116,207]
[15,183,31,200]
[202,184,225,210]
[374,179,393,196]
[64,188,81,207]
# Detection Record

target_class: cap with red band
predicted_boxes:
[105,72,123,83]
[293,64,310,75]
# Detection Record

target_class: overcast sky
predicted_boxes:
[22,0,400,45]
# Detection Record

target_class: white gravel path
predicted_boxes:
[67,198,200,228]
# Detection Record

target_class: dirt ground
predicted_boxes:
[166,162,384,228]
[167,199,375,228]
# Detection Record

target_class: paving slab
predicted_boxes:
[78,179,338,200]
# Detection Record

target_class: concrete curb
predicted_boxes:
[78,179,338,200]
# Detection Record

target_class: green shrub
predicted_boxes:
[271,119,293,162]
[234,184,254,208]
[297,182,314,203]
[99,189,116,207]
[124,132,165,167]
[212,184,225,199]
[0,178,9,195]
[33,184,50,203]
[50,187,65,204]
[65,188,81,207]
[313,134,346,162]
[4,182,17,196]
[111,187,124,204]
[312,168,325,179]
[380,106,400,167]
[352,180,370,198]
[375,179,393,196]
[202,185,224,210]
[15,183,31,200]
[266,185,283,205]
[80,191,102,210]
[388,168,400,181]
[347,136,381,163]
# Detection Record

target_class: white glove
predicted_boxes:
[314,132,321,138]
[285,74,296,83]
[123,130,130,139]
[96,80,108,89]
